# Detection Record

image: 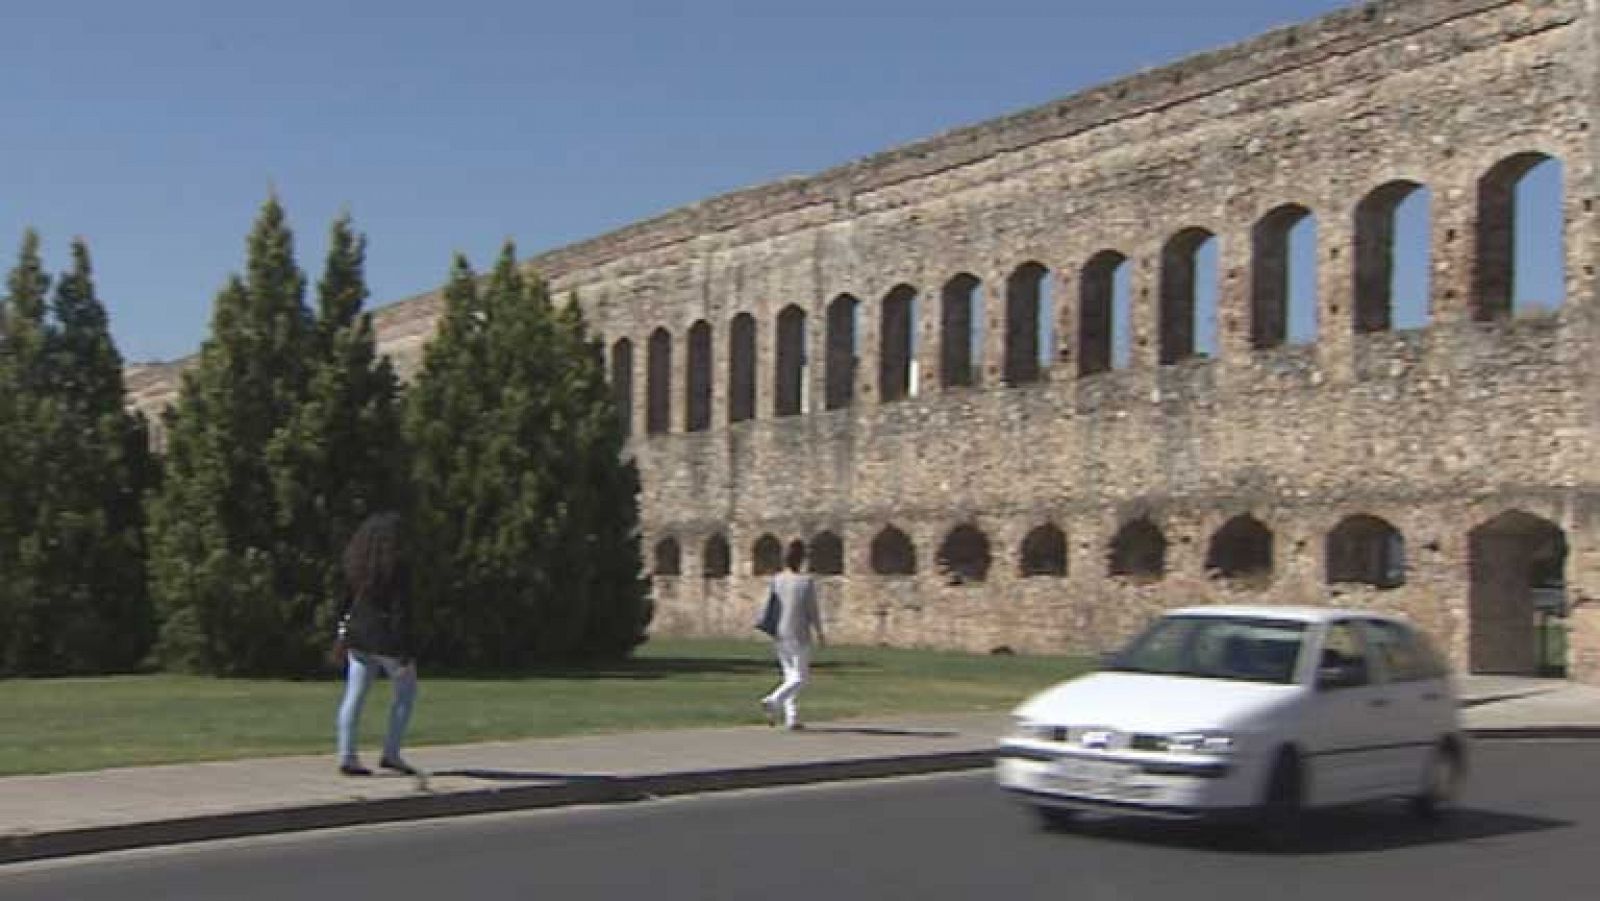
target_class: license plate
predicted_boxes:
[1048,758,1136,796]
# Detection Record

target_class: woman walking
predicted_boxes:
[760,540,826,730]
[333,510,419,776]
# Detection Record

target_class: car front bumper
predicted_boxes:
[994,741,1265,818]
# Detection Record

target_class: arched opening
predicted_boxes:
[1206,515,1274,582]
[871,525,917,576]
[775,305,807,417]
[702,533,730,579]
[653,536,681,576]
[1325,515,1406,589]
[1020,523,1067,577]
[825,294,859,410]
[880,284,918,403]
[1354,181,1432,333]
[1079,250,1130,376]
[937,524,991,584]
[940,273,983,389]
[685,321,712,432]
[646,327,672,435]
[1475,153,1566,319]
[1159,229,1218,364]
[728,313,756,423]
[752,534,783,576]
[810,531,844,575]
[609,338,633,439]
[1251,204,1319,349]
[1468,511,1567,675]
[1004,261,1051,384]
[1109,519,1166,580]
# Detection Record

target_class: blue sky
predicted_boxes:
[0,0,1560,363]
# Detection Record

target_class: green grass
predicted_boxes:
[0,639,1088,776]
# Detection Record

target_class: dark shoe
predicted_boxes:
[379,757,417,775]
[339,761,372,776]
[760,701,777,727]
[784,723,806,732]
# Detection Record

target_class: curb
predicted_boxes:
[0,750,993,867]
[1466,726,1600,741]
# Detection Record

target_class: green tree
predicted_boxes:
[147,196,319,674]
[0,234,153,674]
[405,243,648,669]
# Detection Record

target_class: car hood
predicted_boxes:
[1013,670,1302,734]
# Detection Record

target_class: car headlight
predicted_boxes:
[1160,731,1237,755]
[1011,717,1057,741]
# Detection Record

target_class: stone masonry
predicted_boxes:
[129,0,1600,682]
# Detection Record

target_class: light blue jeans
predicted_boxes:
[336,650,418,764]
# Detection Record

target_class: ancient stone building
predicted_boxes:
[131,0,1600,682]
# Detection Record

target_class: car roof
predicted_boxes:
[1163,605,1412,626]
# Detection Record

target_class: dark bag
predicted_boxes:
[754,588,780,637]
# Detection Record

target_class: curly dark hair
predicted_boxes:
[342,510,403,604]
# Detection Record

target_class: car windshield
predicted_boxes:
[1105,615,1307,684]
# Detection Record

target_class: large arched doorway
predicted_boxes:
[1468,511,1566,675]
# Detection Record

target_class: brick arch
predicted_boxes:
[1159,228,1216,365]
[871,525,917,576]
[937,523,991,584]
[940,273,984,389]
[1206,514,1274,581]
[652,536,681,576]
[1474,151,1565,320]
[1079,249,1129,377]
[608,337,633,439]
[752,533,783,576]
[1109,518,1166,580]
[728,312,756,423]
[685,320,712,432]
[1468,509,1567,675]
[1250,203,1317,350]
[702,533,730,579]
[1019,523,1067,578]
[1353,180,1430,334]
[1325,514,1405,589]
[825,294,859,410]
[1004,261,1050,385]
[775,305,807,417]
[646,327,672,434]
[810,530,845,575]
[880,284,918,403]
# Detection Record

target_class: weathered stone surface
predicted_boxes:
[130,0,1600,681]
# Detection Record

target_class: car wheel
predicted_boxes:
[1257,749,1304,845]
[1035,805,1079,831]
[1410,741,1463,822]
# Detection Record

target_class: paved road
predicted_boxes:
[2,740,1595,901]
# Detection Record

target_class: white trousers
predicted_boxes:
[761,639,811,727]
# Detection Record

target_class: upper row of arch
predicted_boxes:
[606,152,1567,436]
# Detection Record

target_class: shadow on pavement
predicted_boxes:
[800,726,960,738]
[428,768,618,783]
[1051,805,1570,855]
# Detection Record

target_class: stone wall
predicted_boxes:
[128,0,1600,680]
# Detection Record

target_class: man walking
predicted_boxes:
[760,540,826,730]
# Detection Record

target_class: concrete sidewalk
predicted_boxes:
[2,675,1597,866]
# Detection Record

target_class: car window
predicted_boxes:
[1318,622,1371,688]
[1108,615,1305,684]
[1363,619,1446,682]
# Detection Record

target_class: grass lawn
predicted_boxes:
[0,639,1088,776]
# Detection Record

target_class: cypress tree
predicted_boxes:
[406,243,648,669]
[0,232,52,672]
[147,196,318,674]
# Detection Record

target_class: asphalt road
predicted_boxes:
[2,740,1596,901]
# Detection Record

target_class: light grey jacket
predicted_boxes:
[769,570,823,645]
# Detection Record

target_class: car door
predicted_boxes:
[1360,618,1454,793]
[1301,620,1391,805]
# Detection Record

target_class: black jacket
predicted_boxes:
[338,564,413,659]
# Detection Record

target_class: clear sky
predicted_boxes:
[0,0,1558,364]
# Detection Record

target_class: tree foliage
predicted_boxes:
[0,233,154,674]
[405,242,648,669]
[147,199,401,674]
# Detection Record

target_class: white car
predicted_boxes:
[996,606,1465,830]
